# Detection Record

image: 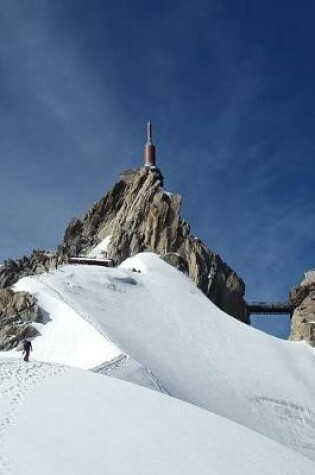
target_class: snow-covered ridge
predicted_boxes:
[3,253,314,464]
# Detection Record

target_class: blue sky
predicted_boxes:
[0,0,314,337]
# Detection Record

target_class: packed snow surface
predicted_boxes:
[0,360,314,475]
[87,234,111,258]
[4,253,315,465]
[12,276,123,369]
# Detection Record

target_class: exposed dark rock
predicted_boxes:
[0,289,41,350]
[0,167,248,328]
[162,253,189,274]
[0,250,70,290]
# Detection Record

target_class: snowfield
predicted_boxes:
[13,274,123,369]
[1,251,314,472]
[0,360,314,475]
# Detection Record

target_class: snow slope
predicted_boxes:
[12,276,122,369]
[6,253,315,462]
[10,273,164,392]
[0,360,314,475]
[87,235,111,258]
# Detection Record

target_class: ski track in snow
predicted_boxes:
[92,354,128,372]
[0,361,66,473]
[252,396,315,458]
[93,355,170,395]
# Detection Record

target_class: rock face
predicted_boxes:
[0,168,248,329]
[0,250,70,290]
[62,168,248,322]
[0,289,41,350]
[289,270,315,346]
[0,250,70,350]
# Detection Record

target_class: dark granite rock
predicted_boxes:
[0,289,41,350]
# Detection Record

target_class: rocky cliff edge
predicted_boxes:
[290,270,315,346]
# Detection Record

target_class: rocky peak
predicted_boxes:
[62,168,248,322]
[0,167,248,330]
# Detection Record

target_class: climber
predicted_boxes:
[23,338,33,362]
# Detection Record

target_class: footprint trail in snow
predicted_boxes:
[0,361,66,473]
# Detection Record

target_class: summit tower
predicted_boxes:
[144,121,156,168]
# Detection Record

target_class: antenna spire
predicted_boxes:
[144,121,156,167]
[147,121,153,144]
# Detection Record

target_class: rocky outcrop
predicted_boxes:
[0,168,248,326]
[289,270,315,346]
[62,168,248,322]
[0,289,41,350]
[0,250,70,290]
